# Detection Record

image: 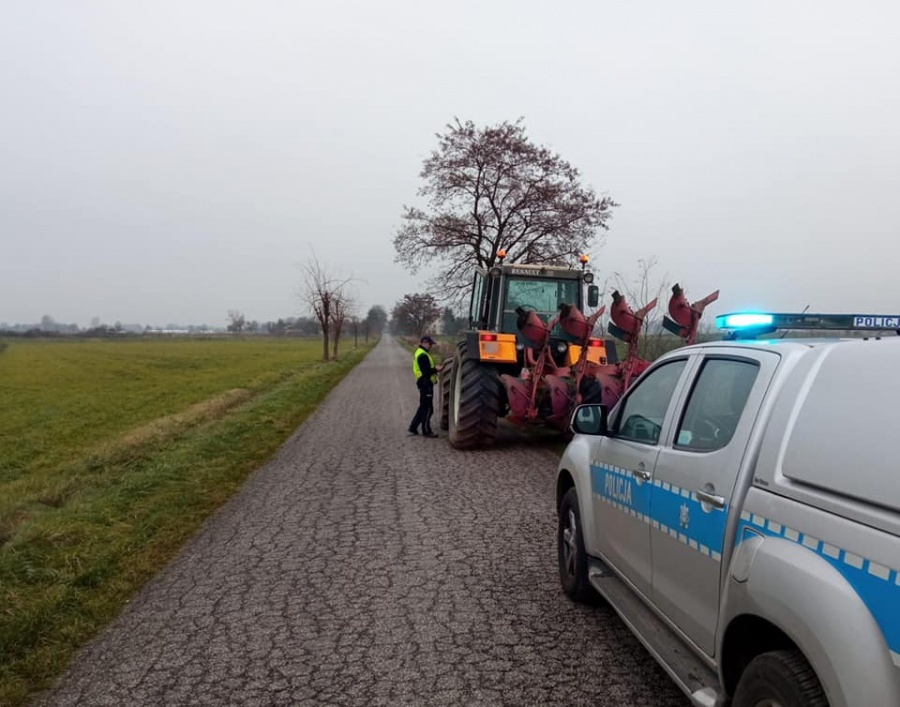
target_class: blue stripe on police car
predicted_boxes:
[590,463,728,561]
[736,512,900,669]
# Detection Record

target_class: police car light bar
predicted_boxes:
[716,313,774,329]
[716,311,900,337]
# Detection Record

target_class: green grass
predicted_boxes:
[0,336,374,705]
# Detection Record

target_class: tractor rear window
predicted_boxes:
[503,278,579,331]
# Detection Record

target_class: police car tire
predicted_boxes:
[557,488,596,604]
[732,649,827,707]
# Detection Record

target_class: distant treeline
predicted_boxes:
[0,315,327,338]
[0,327,325,339]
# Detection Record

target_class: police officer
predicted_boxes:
[408,335,442,437]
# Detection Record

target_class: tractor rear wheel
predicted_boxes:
[438,356,453,431]
[448,341,502,449]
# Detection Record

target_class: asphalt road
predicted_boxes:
[37,337,689,707]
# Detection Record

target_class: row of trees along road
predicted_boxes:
[228,256,388,361]
[296,257,387,361]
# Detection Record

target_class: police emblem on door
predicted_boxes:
[679,503,690,529]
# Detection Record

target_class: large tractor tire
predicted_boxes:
[438,356,454,431]
[448,341,502,449]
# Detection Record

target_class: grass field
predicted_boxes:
[0,336,374,705]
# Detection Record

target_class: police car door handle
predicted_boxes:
[632,469,651,481]
[696,490,725,509]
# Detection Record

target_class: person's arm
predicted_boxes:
[418,352,437,378]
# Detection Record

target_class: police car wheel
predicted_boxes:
[557,487,596,604]
[732,649,827,707]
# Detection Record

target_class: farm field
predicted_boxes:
[0,336,373,704]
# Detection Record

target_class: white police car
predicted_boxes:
[556,311,900,707]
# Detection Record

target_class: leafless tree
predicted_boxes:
[330,289,356,359]
[299,255,354,361]
[394,118,617,303]
[391,293,442,337]
[227,309,246,333]
[610,257,674,360]
[364,305,388,339]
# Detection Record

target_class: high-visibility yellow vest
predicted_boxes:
[412,346,437,383]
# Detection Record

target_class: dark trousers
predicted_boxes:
[409,379,434,433]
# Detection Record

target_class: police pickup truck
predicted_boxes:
[555,312,900,707]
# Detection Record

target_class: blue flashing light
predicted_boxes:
[716,313,774,330]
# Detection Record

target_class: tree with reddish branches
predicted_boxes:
[394,118,617,300]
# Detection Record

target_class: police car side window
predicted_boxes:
[675,358,759,452]
[615,360,687,445]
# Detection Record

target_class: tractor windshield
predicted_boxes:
[501,277,580,333]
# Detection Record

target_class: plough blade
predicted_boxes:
[666,284,720,345]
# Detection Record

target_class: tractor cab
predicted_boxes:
[468,259,599,335]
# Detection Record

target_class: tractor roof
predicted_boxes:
[498,262,586,279]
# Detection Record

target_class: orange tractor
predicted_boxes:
[438,252,718,449]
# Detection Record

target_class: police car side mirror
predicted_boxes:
[570,404,608,436]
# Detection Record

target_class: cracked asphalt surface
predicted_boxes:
[37,337,690,706]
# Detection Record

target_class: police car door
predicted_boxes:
[591,358,692,598]
[649,349,778,656]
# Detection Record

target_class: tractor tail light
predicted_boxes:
[588,338,603,347]
[476,331,517,363]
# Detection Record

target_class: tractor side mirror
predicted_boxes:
[587,285,600,308]
[570,404,608,436]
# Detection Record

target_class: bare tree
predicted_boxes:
[330,289,355,359]
[394,118,617,302]
[391,293,442,337]
[227,309,246,333]
[299,255,353,361]
[364,305,388,339]
[610,257,676,360]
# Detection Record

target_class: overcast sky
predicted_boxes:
[2,1,899,328]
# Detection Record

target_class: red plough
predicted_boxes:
[500,283,718,431]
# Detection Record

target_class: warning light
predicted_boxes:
[715,310,900,338]
[715,313,775,330]
[579,254,589,265]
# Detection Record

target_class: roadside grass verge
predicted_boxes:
[0,337,332,484]
[0,338,373,705]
